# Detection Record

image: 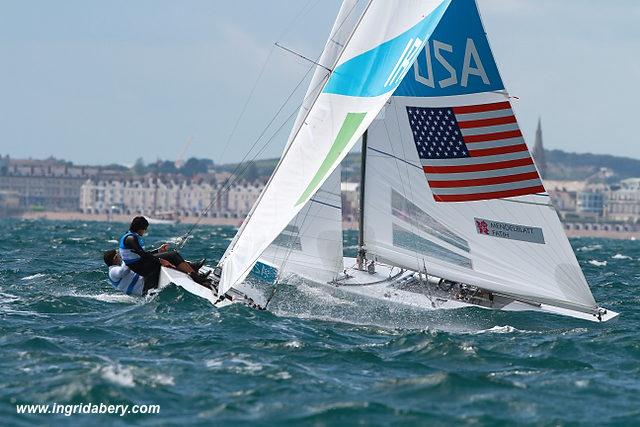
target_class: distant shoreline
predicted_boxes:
[17,211,360,231]
[14,211,639,240]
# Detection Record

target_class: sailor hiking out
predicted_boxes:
[103,216,211,295]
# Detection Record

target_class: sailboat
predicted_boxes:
[159,0,618,322]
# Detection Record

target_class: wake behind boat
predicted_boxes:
[164,0,618,323]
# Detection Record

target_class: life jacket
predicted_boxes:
[119,231,145,265]
[109,264,144,296]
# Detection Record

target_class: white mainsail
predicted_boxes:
[258,167,343,284]
[362,0,598,314]
[219,0,452,294]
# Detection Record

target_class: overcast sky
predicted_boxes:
[0,0,638,166]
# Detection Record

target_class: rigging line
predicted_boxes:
[217,65,314,193]
[179,59,338,249]
[221,0,373,283]
[176,63,318,241]
[220,0,362,189]
[275,43,332,72]
[177,90,308,249]
[218,0,320,165]
[275,0,321,42]
[389,99,423,270]
[238,0,363,186]
[218,47,276,165]
[368,146,421,170]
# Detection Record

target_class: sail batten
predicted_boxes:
[219,0,452,294]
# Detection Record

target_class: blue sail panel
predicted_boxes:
[322,0,451,98]
[395,0,504,98]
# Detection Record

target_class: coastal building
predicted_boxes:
[0,190,22,217]
[576,185,608,218]
[226,183,263,218]
[605,178,640,222]
[545,180,584,215]
[80,177,218,217]
[177,180,216,217]
[0,156,124,211]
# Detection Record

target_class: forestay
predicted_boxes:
[219,0,453,294]
[363,0,598,314]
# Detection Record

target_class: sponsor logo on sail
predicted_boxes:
[474,217,545,244]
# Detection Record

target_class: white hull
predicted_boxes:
[157,258,618,323]
[157,267,261,309]
[325,258,618,323]
[260,257,618,323]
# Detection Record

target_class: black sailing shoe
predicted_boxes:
[189,259,206,272]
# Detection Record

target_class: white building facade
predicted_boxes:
[80,178,264,218]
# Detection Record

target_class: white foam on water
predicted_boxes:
[106,239,118,244]
[575,379,590,388]
[0,293,47,317]
[475,325,524,334]
[100,365,135,387]
[205,359,223,369]
[284,340,303,349]
[268,371,292,380]
[70,292,139,304]
[588,260,608,267]
[21,273,47,281]
[151,373,175,386]
[577,244,602,252]
[227,357,263,374]
[205,357,264,374]
[460,342,476,354]
[295,281,357,307]
[0,292,20,304]
[612,253,632,260]
[166,236,187,245]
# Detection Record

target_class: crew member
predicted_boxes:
[103,249,148,295]
[119,216,209,287]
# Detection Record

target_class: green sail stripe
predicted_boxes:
[296,112,366,206]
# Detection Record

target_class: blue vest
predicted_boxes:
[119,231,145,265]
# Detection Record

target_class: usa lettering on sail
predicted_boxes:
[413,38,490,89]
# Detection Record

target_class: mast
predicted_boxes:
[357,130,367,270]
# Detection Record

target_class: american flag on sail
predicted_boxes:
[407,101,545,202]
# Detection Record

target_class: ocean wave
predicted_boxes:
[612,253,632,260]
[588,260,608,267]
[474,325,526,334]
[66,292,139,303]
[577,244,603,252]
[0,292,20,304]
[205,356,264,375]
[99,364,135,387]
[21,273,47,281]
[150,373,175,386]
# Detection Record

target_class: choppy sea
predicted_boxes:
[0,219,638,426]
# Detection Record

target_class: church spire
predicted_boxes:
[532,117,547,179]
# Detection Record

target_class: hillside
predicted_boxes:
[545,150,640,181]
[219,149,640,183]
